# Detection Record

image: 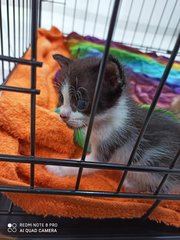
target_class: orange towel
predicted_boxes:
[0,27,179,227]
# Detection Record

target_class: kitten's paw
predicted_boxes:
[46,165,77,177]
[46,165,64,177]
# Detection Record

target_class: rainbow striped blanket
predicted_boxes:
[66,32,180,109]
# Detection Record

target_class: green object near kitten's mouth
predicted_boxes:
[55,104,178,153]
[55,107,91,153]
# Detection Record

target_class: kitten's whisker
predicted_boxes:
[54,82,62,88]
[81,120,87,128]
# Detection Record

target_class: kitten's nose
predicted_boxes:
[60,113,69,122]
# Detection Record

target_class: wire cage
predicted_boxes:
[0,0,180,238]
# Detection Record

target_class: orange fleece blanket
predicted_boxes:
[0,27,179,227]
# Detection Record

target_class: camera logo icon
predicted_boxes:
[7,223,17,233]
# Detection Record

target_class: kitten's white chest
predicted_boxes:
[110,141,133,164]
[91,126,133,164]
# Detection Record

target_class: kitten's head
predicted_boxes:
[53,54,126,129]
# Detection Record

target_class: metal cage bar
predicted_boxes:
[167,18,180,52]
[149,0,168,49]
[0,0,179,221]
[0,185,179,201]
[92,0,100,36]
[18,0,20,57]
[116,32,180,193]
[121,0,133,43]
[0,3,5,81]
[157,0,178,51]
[129,0,146,46]
[0,154,180,174]
[13,0,16,58]
[30,0,39,188]
[6,0,10,73]
[82,0,89,36]
[140,0,157,48]
[22,0,25,52]
[102,0,112,39]
[75,0,121,190]
[142,148,180,220]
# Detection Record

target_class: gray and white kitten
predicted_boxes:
[46,54,180,193]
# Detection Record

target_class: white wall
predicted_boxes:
[1,0,180,83]
[41,0,180,51]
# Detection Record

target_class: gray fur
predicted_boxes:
[93,96,180,193]
[53,54,180,193]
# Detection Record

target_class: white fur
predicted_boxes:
[67,111,88,128]
[45,76,180,194]
[60,82,72,117]
[46,95,132,177]
[60,82,88,128]
[92,97,128,139]
[91,96,131,163]
[46,93,177,192]
[46,155,99,177]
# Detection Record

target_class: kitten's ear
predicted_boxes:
[53,54,71,68]
[105,55,126,89]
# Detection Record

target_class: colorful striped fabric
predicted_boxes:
[66,33,180,109]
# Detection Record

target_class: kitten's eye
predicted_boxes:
[77,99,89,111]
[59,94,64,105]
